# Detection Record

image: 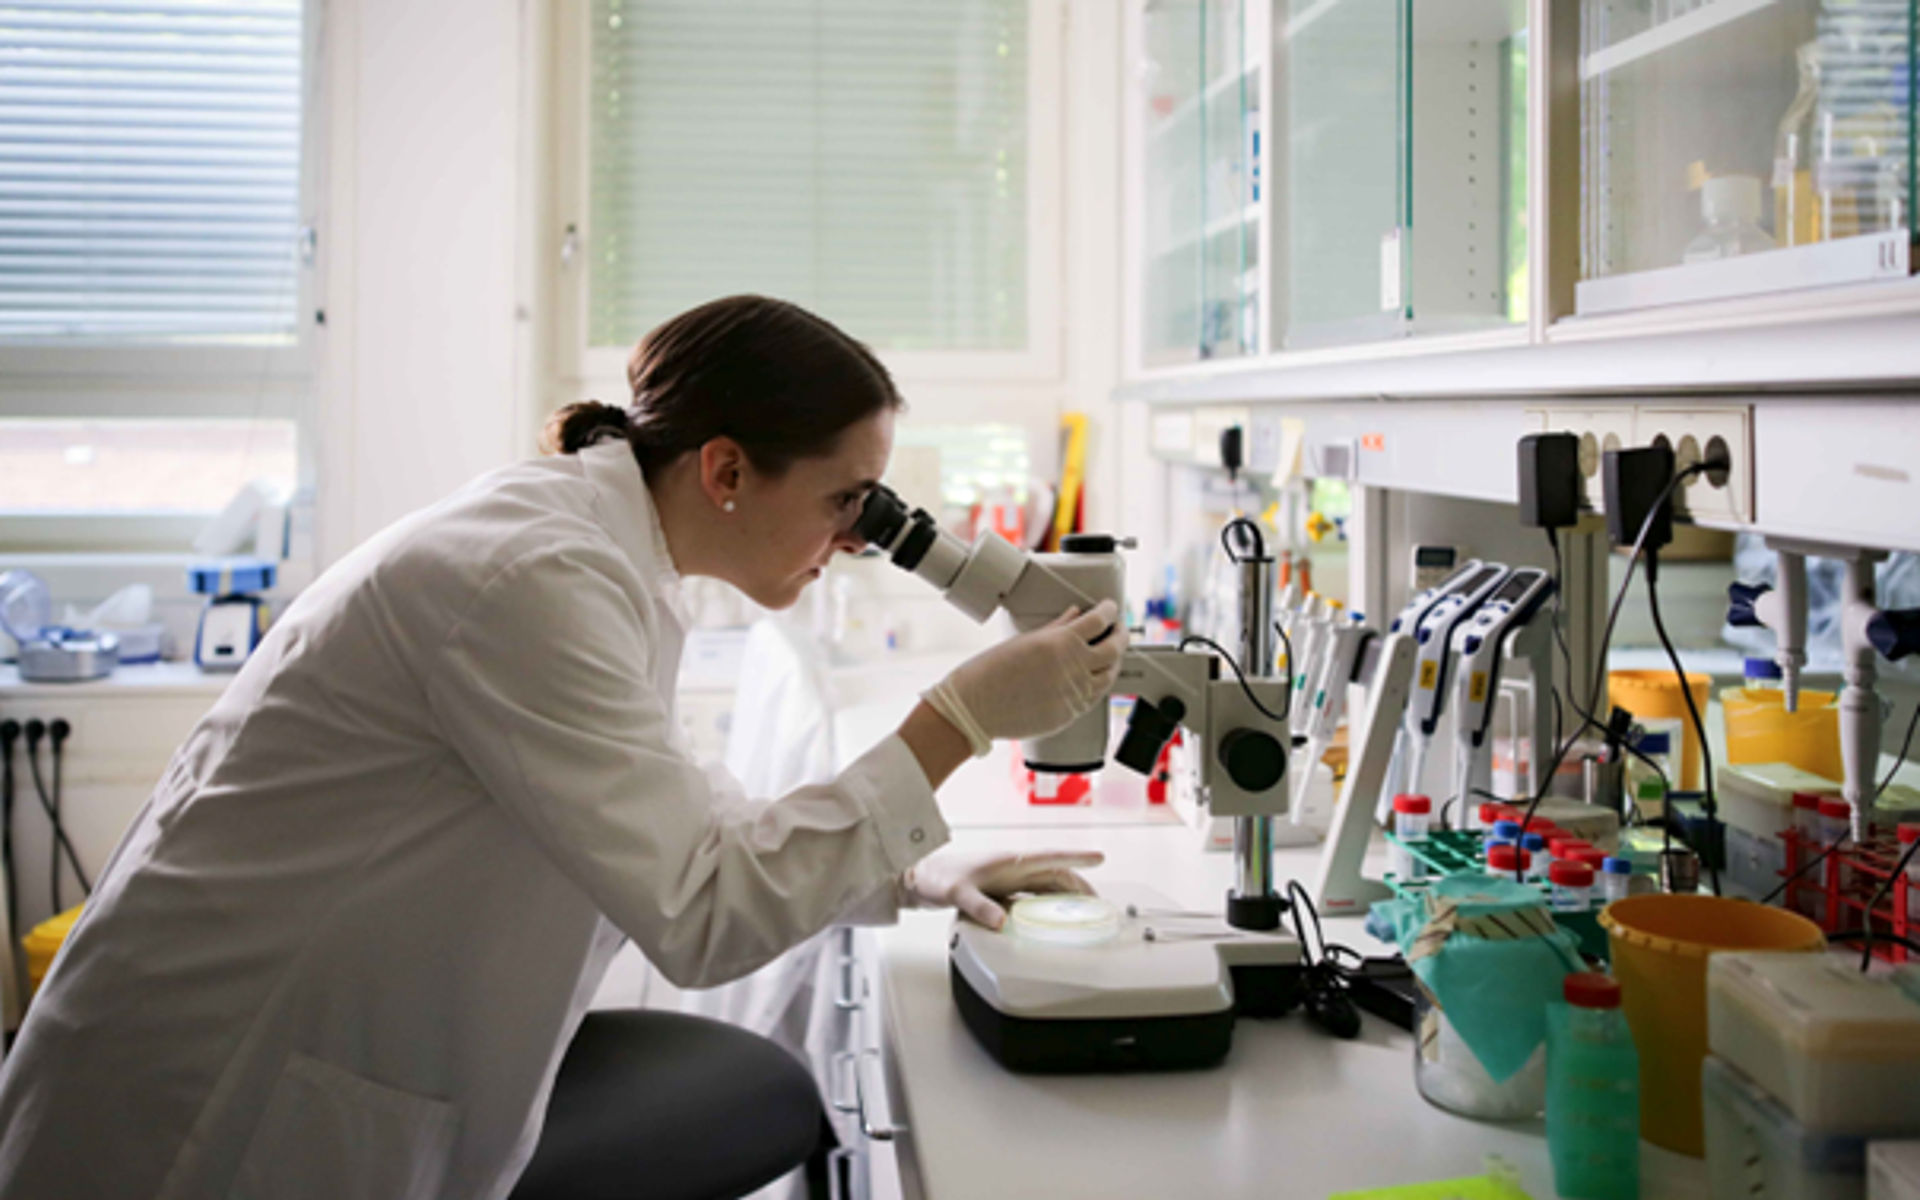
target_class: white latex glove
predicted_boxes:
[922,600,1127,757]
[903,848,1106,930]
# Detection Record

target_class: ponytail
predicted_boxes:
[539,400,632,457]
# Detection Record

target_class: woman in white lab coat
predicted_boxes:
[0,295,1122,1200]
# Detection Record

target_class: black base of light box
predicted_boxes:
[950,962,1307,1073]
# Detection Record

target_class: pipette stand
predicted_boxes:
[1311,632,1417,915]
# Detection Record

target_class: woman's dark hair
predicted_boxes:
[540,295,903,476]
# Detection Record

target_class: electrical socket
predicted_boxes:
[1525,407,1635,514]
[1528,404,1754,526]
[1633,406,1753,525]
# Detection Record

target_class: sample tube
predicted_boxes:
[1601,856,1633,906]
[1550,861,1595,913]
[1391,794,1433,881]
[1522,833,1551,883]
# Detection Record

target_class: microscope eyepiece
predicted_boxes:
[853,484,910,549]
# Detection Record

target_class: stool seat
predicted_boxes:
[510,1009,827,1200]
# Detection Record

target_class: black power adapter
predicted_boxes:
[1517,431,1581,529]
[1603,442,1676,553]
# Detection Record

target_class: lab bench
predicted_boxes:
[862,825,1712,1200]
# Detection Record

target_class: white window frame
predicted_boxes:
[548,0,1067,394]
[0,0,329,553]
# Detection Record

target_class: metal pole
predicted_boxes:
[1234,554,1277,906]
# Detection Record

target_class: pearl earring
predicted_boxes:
[722,500,736,513]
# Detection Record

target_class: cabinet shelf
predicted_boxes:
[1582,0,1779,81]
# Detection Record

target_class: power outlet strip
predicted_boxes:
[1525,404,1754,526]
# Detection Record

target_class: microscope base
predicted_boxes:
[948,883,1305,1073]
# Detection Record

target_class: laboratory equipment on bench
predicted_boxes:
[1731,539,1920,842]
[1397,563,1514,810]
[1411,544,1462,593]
[1378,561,1502,817]
[1449,569,1555,811]
[0,570,119,683]
[1546,973,1639,1200]
[853,489,1304,1071]
[190,559,276,672]
[1291,610,1372,824]
[1311,631,1419,914]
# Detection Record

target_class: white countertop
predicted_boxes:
[874,825,1710,1200]
[0,660,233,698]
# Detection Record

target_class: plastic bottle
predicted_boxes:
[1547,973,1641,1200]
[1551,837,1594,863]
[1743,656,1784,692]
[1522,833,1551,883]
[1391,794,1433,881]
[1551,861,1595,913]
[1489,842,1532,882]
[1773,42,1824,248]
[1600,857,1633,906]
[1682,175,1776,265]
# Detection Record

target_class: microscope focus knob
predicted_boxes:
[1868,609,1920,662]
[1727,581,1770,627]
[1218,728,1286,793]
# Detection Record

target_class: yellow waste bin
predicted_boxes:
[22,904,83,1001]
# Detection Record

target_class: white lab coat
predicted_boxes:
[0,441,949,1200]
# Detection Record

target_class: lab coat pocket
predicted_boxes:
[227,1053,461,1200]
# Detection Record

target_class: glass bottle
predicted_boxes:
[1773,42,1823,248]
[1683,176,1776,265]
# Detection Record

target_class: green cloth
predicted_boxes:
[1375,874,1583,1083]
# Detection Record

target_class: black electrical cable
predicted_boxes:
[1511,464,1711,857]
[1759,831,1851,907]
[1830,929,1920,958]
[1180,634,1292,724]
[1221,515,1267,565]
[0,720,18,966]
[1645,548,1721,897]
[23,722,90,910]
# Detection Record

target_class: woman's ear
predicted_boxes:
[697,437,747,509]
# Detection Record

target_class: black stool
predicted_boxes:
[509,1009,830,1200]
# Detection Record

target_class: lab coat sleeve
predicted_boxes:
[425,544,949,988]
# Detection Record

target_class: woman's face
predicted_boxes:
[731,408,894,610]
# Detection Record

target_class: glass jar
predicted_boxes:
[1414,988,1547,1121]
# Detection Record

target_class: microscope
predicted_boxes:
[854,489,1309,1071]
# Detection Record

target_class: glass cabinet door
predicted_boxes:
[1272,0,1529,350]
[1578,0,1915,315]
[1140,0,1258,365]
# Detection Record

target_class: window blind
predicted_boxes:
[0,0,306,343]
[588,0,1029,353]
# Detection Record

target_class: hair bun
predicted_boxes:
[540,400,632,456]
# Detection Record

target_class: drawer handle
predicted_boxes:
[854,1048,905,1143]
[830,1050,859,1115]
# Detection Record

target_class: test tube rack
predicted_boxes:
[1780,828,1915,963]
[1382,829,1610,961]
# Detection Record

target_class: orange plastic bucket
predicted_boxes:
[1599,895,1824,1156]
[1609,671,1711,789]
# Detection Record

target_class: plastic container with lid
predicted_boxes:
[1682,174,1777,263]
[1391,794,1432,881]
[1719,762,1840,841]
[1488,843,1532,881]
[1703,1054,1870,1200]
[1722,684,1843,783]
[1551,861,1595,913]
[1610,670,1712,790]
[1707,951,1920,1134]
[1493,819,1523,844]
[1570,846,1611,873]
[1601,857,1634,907]
[1522,833,1551,883]
[1548,974,1640,1200]
[1552,837,1594,862]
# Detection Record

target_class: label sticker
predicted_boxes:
[1419,660,1438,689]
[1469,672,1488,704]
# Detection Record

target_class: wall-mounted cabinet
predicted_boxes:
[1577,0,1914,315]
[1140,0,1260,365]
[1123,0,1920,394]
[1273,0,1530,349]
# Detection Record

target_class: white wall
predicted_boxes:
[316,0,532,564]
